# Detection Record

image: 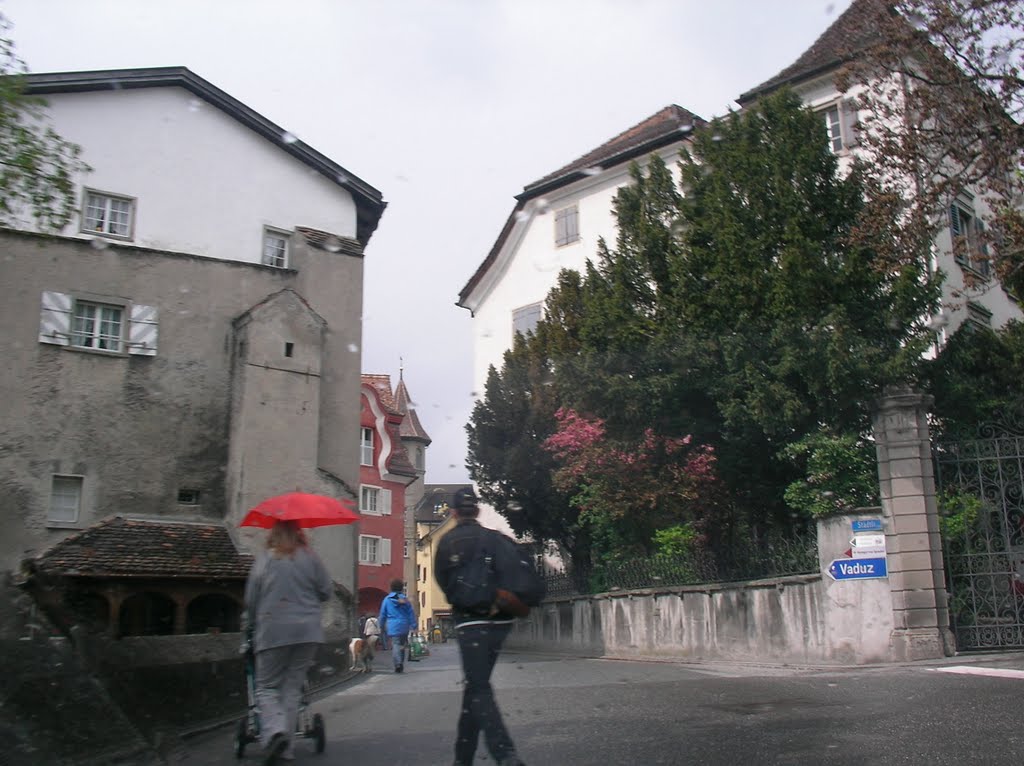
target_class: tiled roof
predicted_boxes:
[297,227,364,257]
[361,374,399,413]
[414,484,465,523]
[737,0,888,105]
[31,516,252,579]
[394,377,432,443]
[525,104,705,194]
[458,104,704,307]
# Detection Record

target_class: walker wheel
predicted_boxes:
[233,718,248,759]
[312,713,326,754]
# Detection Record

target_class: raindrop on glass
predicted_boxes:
[825,3,835,14]
[347,343,359,353]
[711,134,724,142]
[281,131,299,144]
[89,238,108,250]
[907,12,928,31]
[179,286,191,294]
[581,166,602,177]
[324,236,342,253]
[470,391,479,398]
[678,124,694,134]
[534,197,550,215]
[514,210,531,223]
[187,98,202,112]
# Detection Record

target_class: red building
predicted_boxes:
[356,374,420,618]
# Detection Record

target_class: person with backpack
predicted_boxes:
[434,486,545,766]
[378,579,416,673]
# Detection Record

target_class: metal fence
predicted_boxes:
[542,531,819,598]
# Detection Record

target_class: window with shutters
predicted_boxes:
[950,196,991,279]
[359,485,391,516]
[38,291,158,356]
[49,475,83,525]
[81,190,135,239]
[262,227,290,268]
[359,534,392,565]
[818,101,858,153]
[555,205,579,247]
[360,428,374,466]
[512,302,542,338]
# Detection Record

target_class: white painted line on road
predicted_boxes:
[932,665,1024,680]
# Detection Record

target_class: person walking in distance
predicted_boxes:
[434,487,528,766]
[378,579,416,672]
[362,612,382,654]
[243,520,332,765]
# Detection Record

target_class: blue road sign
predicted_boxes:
[852,519,884,532]
[827,557,888,580]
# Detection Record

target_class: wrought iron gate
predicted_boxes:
[934,416,1024,650]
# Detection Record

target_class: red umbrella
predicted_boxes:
[239,492,360,529]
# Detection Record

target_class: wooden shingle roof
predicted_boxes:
[31,516,252,579]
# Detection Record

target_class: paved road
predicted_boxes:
[173,643,1024,765]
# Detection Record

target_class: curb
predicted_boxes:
[177,668,362,741]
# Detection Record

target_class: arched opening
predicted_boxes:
[119,591,176,637]
[66,590,110,633]
[185,593,241,634]
[357,587,387,619]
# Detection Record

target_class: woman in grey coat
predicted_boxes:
[244,520,332,765]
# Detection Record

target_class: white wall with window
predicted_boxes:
[554,204,580,247]
[262,227,290,268]
[466,146,686,400]
[359,534,391,565]
[36,87,358,262]
[82,189,135,239]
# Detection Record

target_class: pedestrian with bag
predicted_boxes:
[434,486,545,766]
[378,579,416,672]
[362,612,381,653]
[243,520,332,765]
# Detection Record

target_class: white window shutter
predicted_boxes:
[381,488,392,515]
[39,291,72,346]
[381,538,392,565]
[841,99,859,148]
[128,303,158,356]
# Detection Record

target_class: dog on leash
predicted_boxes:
[349,637,373,673]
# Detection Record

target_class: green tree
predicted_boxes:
[0,14,88,230]
[465,333,590,567]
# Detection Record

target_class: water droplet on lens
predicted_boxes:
[324,235,342,252]
[347,343,359,353]
[581,166,602,176]
[514,210,531,223]
[187,98,202,112]
[90,238,108,250]
[180,286,190,294]
[535,197,550,214]
[678,124,694,134]
[282,131,298,144]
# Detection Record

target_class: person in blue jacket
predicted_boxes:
[378,579,416,672]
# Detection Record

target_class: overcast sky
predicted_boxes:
[4,0,853,483]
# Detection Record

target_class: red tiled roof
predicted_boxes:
[458,104,704,307]
[737,0,889,105]
[32,516,252,579]
[361,374,399,413]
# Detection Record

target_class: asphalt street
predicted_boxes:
[172,643,1024,765]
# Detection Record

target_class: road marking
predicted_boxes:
[932,665,1024,680]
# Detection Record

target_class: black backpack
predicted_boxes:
[447,535,498,612]
[493,536,547,607]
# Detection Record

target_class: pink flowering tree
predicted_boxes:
[542,407,722,563]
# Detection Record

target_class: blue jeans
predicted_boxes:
[454,622,516,764]
[390,632,408,668]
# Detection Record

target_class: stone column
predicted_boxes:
[873,387,954,660]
